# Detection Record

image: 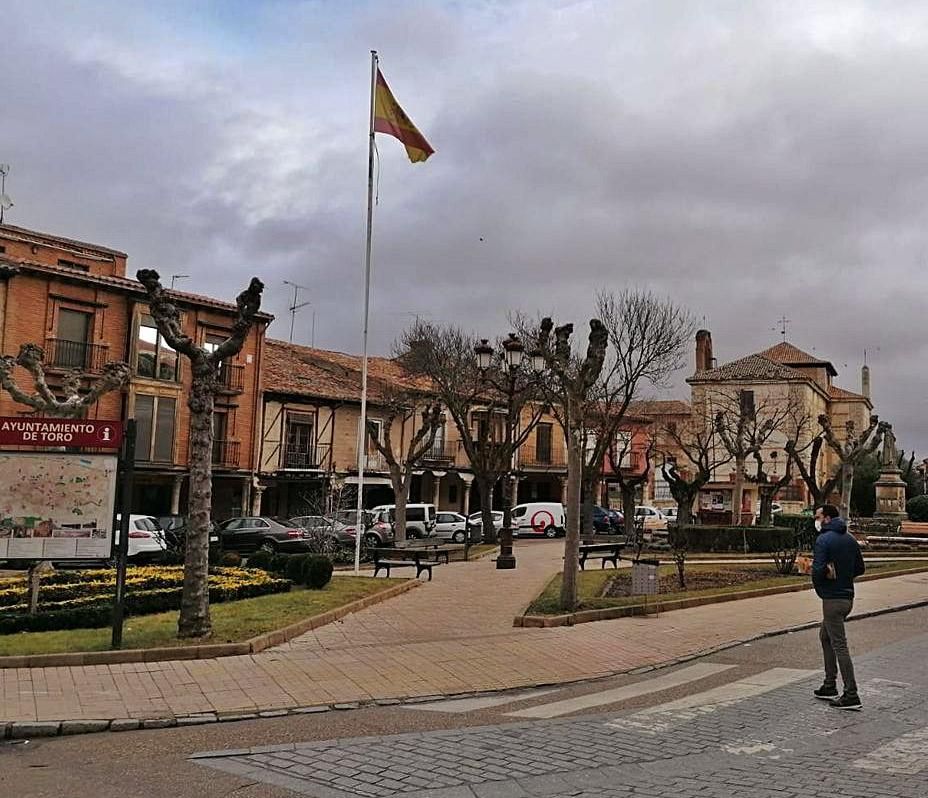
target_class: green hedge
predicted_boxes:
[0,566,290,634]
[670,525,808,553]
[907,495,928,522]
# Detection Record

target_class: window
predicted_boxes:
[136,315,179,381]
[512,506,527,519]
[55,308,92,368]
[448,484,458,504]
[740,390,756,419]
[0,245,5,253]
[284,413,315,468]
[366,418,384,452]
[613,432,632,467]
[536,423,553,463]
[134,395,176,463]
[473,411,504,443]
[407,508,425,522]
[654,474,673,501]
[57,258,90,272]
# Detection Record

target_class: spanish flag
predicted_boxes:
[374,68,434,163]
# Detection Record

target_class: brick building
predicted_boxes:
[0,223,271,519]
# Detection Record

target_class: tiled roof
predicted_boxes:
[828,385,869,402]
[263,339,431,404]
[0,255,274,320]
[628,399,691,416]
[690,354,808,383]
[0,223,128,258]
[759,341,837,376]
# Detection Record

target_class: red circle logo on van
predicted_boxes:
[531,510,554,532]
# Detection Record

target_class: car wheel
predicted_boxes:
[260,540,277,554]
[364,533,380,548]
[452,530,465,544]
[544,525,558,539]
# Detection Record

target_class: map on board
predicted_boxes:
[0,453,118,560]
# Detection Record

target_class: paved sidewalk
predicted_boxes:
[2,545,927,725]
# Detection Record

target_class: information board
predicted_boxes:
[0,417,123,448]
[0,452,119,560]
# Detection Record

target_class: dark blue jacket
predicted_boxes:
[812,518,865,600]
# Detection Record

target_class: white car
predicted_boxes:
[467,510,503,540]
[510,502,566,538]
[434,511,468,543]
[115,515,167,559]
[635,505,668,531]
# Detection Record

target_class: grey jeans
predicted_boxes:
[820,598,857,696]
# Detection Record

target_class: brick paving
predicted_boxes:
[195,632,928,797]
[1,542,927,725]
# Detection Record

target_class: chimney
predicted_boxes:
[861,364,871,399]
[695,329,713,372]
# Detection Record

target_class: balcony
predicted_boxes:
[217,362,245,392]
[518,444,566,469]
[282,442,331,471]
[421,441,455,466]
[604,451,644,475]
[348,451,388,473]
[212,439,241,469]
[46,338,108,373]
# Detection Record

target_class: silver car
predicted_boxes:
[433,511,468,543]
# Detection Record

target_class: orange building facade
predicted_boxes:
[0,224,271,519]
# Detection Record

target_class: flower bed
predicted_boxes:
[0,566,290,633]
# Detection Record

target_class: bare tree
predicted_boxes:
[820,414,885,519]
[0,343,129,417]
[0,343,129,612]
[534,317,608,610]
[606,429,654,542]
[137,269,265,639]
[366,391,442,543]
[712,388,796,526]
[659,417,732,525]
[786,434,840,508]
[398,322,543,551]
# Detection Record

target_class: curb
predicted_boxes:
[5,594,927,740]
[0,579,419,670]
[514,564,928,627]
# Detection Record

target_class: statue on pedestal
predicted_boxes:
[881,423,897,470]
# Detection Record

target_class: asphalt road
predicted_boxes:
[3,605,927,798]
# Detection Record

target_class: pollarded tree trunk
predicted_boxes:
[580,479,597,543]
[560,420,583,611]
[180,364,215,638]
[392,471,411,544]
[839,462,854,521]
[479,478,498,545]
[731,454,746,527]
[622,483,636,539]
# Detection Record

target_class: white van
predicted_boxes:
[369,503,437,539]
[511,502,566,538]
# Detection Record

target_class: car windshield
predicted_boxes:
[135,517,160,532]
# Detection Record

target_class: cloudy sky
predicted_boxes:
[2,1,927,451]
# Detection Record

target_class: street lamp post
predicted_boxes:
[474,334,544,570]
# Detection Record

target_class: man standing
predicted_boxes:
[811,504,866,710]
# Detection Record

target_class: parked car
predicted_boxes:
[467,510,503,540]
[592,506,618,534]
[434,511,470,543]
[288,515,352,546]
[114,515,168,560]
[328,509,395,547]
[635,505,668,531]
[662,507,678,523]
[217,516,312,554]
[369,503,437,539]
[155,514,221,553]
[607,508,625,532]
[511,502,566,538]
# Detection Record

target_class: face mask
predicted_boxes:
[814,520,822,532]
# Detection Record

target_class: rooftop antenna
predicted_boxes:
[170,274,189,289]
[771,315,790,340]
[283,279,315,346]
[0,164,13,225]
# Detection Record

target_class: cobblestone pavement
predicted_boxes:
[194,631,928,797]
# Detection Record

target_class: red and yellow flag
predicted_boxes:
[373,68,434,163]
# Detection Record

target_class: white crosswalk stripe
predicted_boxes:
[506,663,736,719]
[400,687,560,713]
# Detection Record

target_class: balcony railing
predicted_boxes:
[282,443,331,471]
[212,439,241,468]
[518,444,566,469]
[351,451,388,472]
[217,362,245,392]
[422,441,455,466]
[603,451,644,474]
[46,338,108,373]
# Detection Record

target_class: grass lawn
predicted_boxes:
[526,560,925,616]
[0,575,403,657]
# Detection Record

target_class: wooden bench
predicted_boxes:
[579,542,625,570]
[373,547,442,580]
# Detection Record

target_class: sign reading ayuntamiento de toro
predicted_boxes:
[0,417,124,448]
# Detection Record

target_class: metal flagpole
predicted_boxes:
[354,50,378,574]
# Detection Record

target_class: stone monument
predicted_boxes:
[874,423,908,521]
